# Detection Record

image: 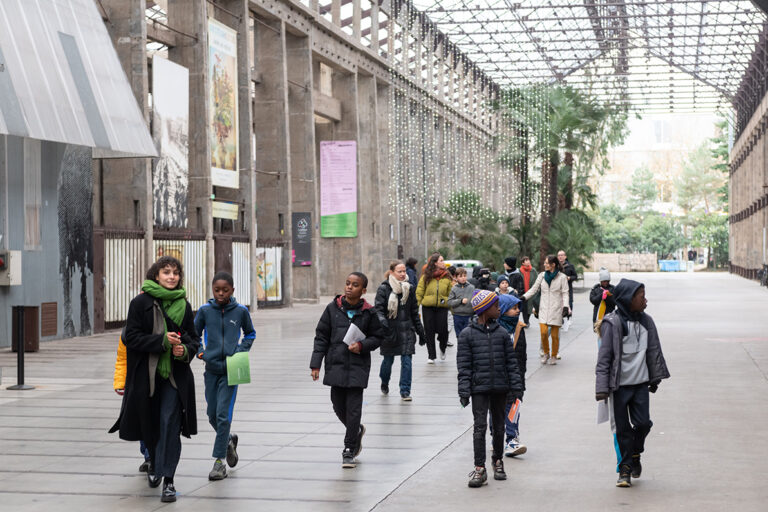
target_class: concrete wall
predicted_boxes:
[0,136,94,348]
[729,89,768,279]
[588,253,658,273]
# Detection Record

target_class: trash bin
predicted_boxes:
[12,306,39,352]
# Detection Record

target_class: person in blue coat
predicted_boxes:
[194,271,255,481]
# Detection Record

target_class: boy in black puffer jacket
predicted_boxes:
[310,272,384,469]
[458,290,523,488]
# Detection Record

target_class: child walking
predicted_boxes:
[496,294,527,457]
[447,267,475,340]
[113,329,151,472]
[458,290,523,488]
[596,279,670,487]
[310,272,384,468]
[194,271,255,481]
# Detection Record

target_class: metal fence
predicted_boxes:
[104,231,145,323]
[232,241,251,306]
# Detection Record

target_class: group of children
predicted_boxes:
[114,256,669,501]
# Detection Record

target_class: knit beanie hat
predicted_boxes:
[599,267,611,282]
[497,275,510,285]
[498,293,521,316]
[505,257,517,269]
[471,289,499,315]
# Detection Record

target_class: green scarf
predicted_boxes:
[141,280,187,379]
[544,269,559,286]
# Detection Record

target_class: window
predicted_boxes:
[24,138,41,250]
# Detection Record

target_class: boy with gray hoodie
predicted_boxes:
[596,278,669,488]
[447,267,475,339]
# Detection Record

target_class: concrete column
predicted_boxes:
[168,0,213,284]
[437,42,445,101]
[99,0,153,267]
[352,0,362,40]
[286,30,317,301]
[414,24,422,85]
[371,0,380,53]
[252,17,293,304]
[332,0,341,26]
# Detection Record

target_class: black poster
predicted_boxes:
[292,212,312,267]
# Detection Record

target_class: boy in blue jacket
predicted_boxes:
[194,271,255,481]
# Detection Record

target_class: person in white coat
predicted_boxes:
[522,254,570,365]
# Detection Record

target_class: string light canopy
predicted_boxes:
[409,0,767,115]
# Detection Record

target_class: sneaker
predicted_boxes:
[139,460,150,473]
[493,460,507,480]
[631,454,642,478]
[440,350,446,361]
[547,356,557,365]
[354,424,366,457]
[540,354,549,364]
[504,438,527,457]
[342,448,356,468]
[616,465,632,487]
[381,382,389,395]
[161,480,177,502]
[208,459,228,481]
[401,393,412,402]
[427,359,435,364]
[467,467,488,488]
[146,464,161,488]
[226,433,239,467]
[556,354,562,360]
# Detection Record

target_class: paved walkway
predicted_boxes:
[0,272,766,511]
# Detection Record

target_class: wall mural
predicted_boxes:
[58,144,93,337]
[152,56,189,228]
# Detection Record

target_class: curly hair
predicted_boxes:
[146,256,184,289]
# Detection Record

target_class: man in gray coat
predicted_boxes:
[595,279,670,488]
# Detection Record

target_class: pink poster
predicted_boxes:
[320,141,357,237]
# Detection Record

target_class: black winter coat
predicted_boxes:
[374,281,426,357]
[562,260,578,301]
[310,296,384,388]
[109,292,200,441]
[457,318,523,399]
[507,271,525,296]
[589,283,616,323]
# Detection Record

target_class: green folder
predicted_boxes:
[226,352,251,385]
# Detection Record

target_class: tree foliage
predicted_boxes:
[626,165,657,212]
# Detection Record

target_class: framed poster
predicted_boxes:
[320,141,357,237]
[208,18,239,189]
[292,212,312,266]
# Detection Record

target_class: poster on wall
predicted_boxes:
[292,212,312,267]
[152,56,189,228]
[255,246,282,302]
[208,18,239,189]
[320,141,357,237]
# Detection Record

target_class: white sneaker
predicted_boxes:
[504,438,527,457]
[547,356,557,365]
[440,350,446,361]
[427,359,435,364]
[540,354,549,364]
[556,354,562,360]
[539,347,545,357]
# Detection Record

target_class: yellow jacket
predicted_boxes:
[415,274,453,308]
[113,336,127,390]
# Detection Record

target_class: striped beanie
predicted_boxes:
[471,289,498,315]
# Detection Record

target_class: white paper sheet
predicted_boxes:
[342,323,366,346]
[597,400,609,424]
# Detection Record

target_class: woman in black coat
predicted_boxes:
[374,260,426,401]
[110,256,200,503]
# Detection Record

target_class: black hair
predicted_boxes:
[405,257,418,269]
[212,271,234,286]
[146,256,184,289]
[349,271,368,288]
[545,254,562,271]
[447,265,457,276]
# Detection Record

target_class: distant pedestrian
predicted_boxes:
[405,257,419,288]
[374,261,426,401]
[110,256,200,503]
[475,268,495,291]
[194,271,255,481]
[495,275,514,296]
[596,279,670,487]
[557,250,578,311]
[502,257,525,297]
[415,253,453,363]
[519,256,538,326]
[522,254,570,365]
[589,268,616,325]
[497,294,527,457]
[447,267,475,340]
[310,272,384,468]
[458,290,523,488]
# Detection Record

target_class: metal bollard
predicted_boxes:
[7,306,35,390]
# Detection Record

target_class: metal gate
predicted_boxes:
[153,237,207,309]
[104,230,145,324]
[232,241,251,307]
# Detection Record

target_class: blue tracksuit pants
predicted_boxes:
[204,371,238,459]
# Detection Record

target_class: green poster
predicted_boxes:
[320,212,357,238]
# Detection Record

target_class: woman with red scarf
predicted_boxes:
[415,253,453,363]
